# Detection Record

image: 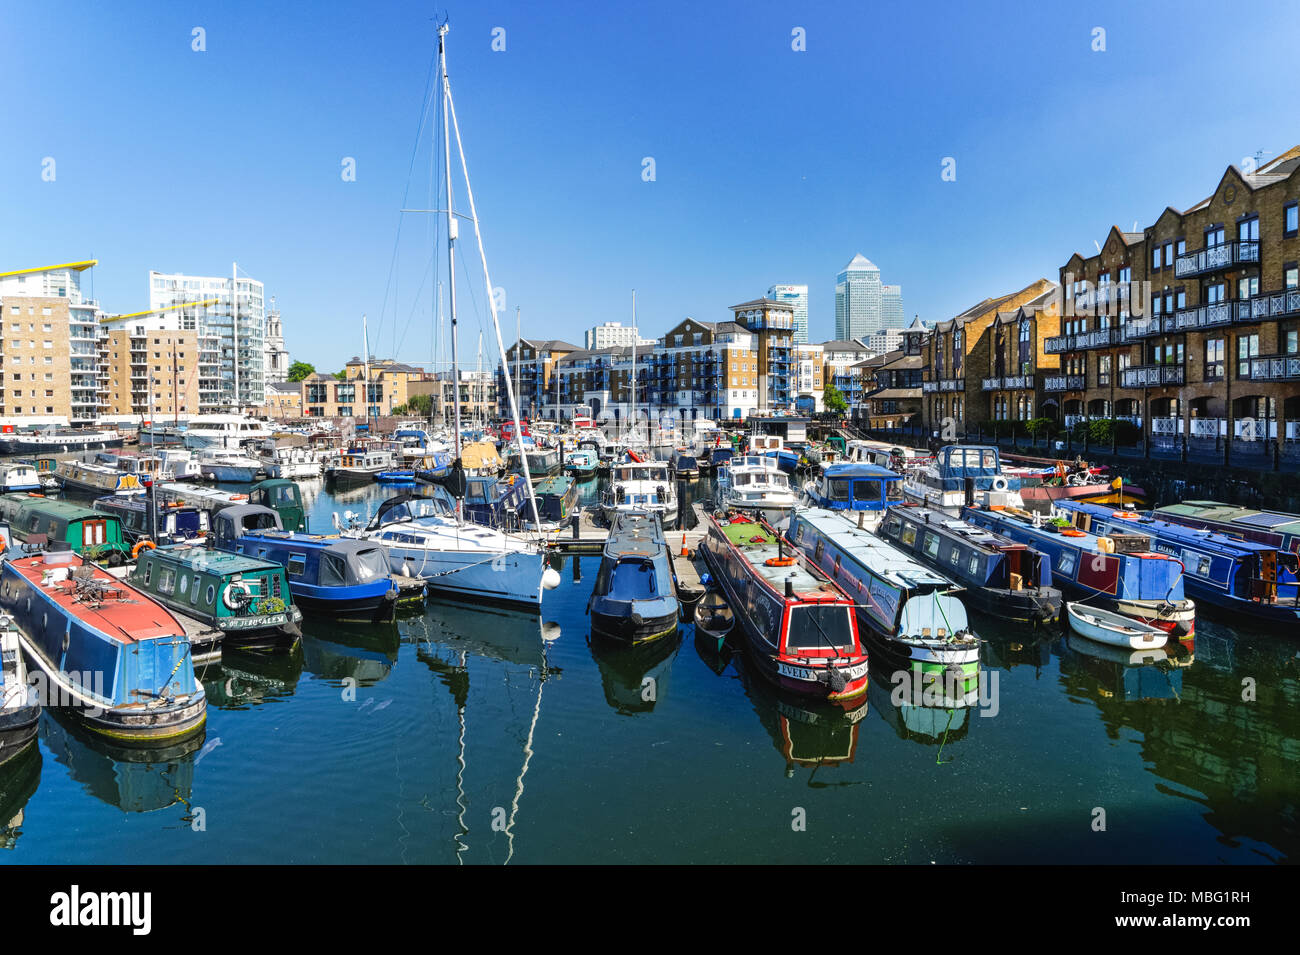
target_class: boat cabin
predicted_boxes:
[130,545,301,636]
[461,474,531,529]
[806,463,903,511]
[247,479,306,532]
[0,495,129,562]
[93,495,208,544]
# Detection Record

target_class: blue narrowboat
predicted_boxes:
[1153,500,1300,556]
[461,474,532,530]
[587,511,679,645]
[962,505,1195,635]
[93,495,208,545]
[1055,501,1300,628]
[210,504,417,622]
[0,546,206,743]
[878,506,1062,624]
[800,463,904,527]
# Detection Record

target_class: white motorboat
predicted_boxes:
[182,414,276,451]
[901,444,1025,512]
[157,448,203,482]
[600,459,678,529]
[1065,602,1168,650]
[197,448,265,483]
[0,463,42,493]
[260,444,320,479]
[716,455,796,523]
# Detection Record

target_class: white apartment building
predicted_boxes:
[584,321,656,350]
[149,267,266,409]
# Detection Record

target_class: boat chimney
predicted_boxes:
[964,476,975,507]
[857,511,864,530]
[785,577,794,598]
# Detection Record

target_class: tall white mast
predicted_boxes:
[631,289,637,442]
[362,313,370,424]
[438,23,463,459]
[440,21,540,526]
[231,261,239,412]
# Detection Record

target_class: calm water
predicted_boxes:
[1,476,1296,864]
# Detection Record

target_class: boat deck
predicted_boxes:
[909,508,1031,554]
[8,557,182,644]
[798,509,952,590]
[714,517,829,597]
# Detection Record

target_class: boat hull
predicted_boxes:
[292,586,399,623]
[381,545,544,609]
[591,608,678,645]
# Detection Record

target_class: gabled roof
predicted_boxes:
[729,298,788,311]
[839,253,878,272]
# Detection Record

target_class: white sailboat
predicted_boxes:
[347,19,557,608]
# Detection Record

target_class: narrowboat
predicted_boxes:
[336,491,559,609]
[532,475,579,526]
[31,456,60,489]
[0,427,122,456]
[93,495,208,544]
[670,448,700,478]
[53,457,147,496]
[1055,501,1300,627]
[325,447,397,486]
[210,504,411,622]
[155,479,305,532]
[129,545,303,649]
[877,506,1062,624]
[962,505,1195,635]
[411,450,454,484]
[0,495,131,564]
[505,440,563,480]
[1017,463,1149,509]
[601,460,678,530]
[706,445,733,473]
[1153,500,1300,555]
[0,464,41,493]
[587,511,679,644]
[799,462,903,528]
[902,445,1025,512]
[0,612,41,766]
[0,547,206,743]
[698,511,869,704]
[564,447,599,478]
[785,507,981,692]
[717,456,797,524]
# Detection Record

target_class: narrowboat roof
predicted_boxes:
[3,495,112,521]
[892,507,1031,555]
[6,555,182,643]
[1058,502,1278,557]
[146,545,285,575]
[536,476,574,495]
[793,509,954,589]
[604,512,667,559]
[714,517,844,600]
[1157,500,1300,532]
[821,463,901,481]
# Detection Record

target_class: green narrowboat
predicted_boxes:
[531,475,579,525]
[247,479,306,532]
[0,494,130,564]
[129,545,303,650]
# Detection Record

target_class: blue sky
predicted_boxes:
[1,0,1295,371]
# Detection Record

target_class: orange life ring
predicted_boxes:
[765,556,797,567]
[131,539,156,559]
[1060,529,1085,537]
[230,494,248,500]
[1112,511,1140,519]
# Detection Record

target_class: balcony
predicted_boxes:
[981,374,1031,391]
[1120,364,1184,388]
[1043,374,1085,392]
[1233,288,1300,325]
[1244,353,1300,382]
[1123,317,1161,341]
[1045,327,1120,353]
[1175,240,1259,278]
[1171,302,1233,332]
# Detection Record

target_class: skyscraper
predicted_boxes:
[835,254,904,339]
[767,284,809,343]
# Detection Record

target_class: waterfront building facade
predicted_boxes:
[728,298,796,410]
[583,322,654,350]
[264,298,290,385]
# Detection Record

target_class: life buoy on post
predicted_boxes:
[991,476,1009,492]
[131,539,156,560]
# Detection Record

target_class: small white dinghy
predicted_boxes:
[1066,602,1168,650]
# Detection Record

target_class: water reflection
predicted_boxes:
[40,714,201,814]
[0,743,41,849]
[198,643,306,708]
[301,622,400,685]
[1060,634,1183,703]
[867,665,976,748]
[588,632,682,715]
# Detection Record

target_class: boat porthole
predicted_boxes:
[206,584,215,605]
[180,575,188,595]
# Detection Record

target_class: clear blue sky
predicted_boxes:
[1,0,1295,372]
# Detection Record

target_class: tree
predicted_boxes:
[333,369,347,380]
[287,361,315,382]
[823,383,848,415]
[405,393,433,416]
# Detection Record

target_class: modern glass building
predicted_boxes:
[835,254,904,340]
[767,284,809,343]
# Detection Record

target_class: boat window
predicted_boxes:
[351,549,389,583]
[785,605,855,651]
[885,480,903,501]
[884,516,901,535]
[923,533,940,558]
[158,568,176,595]
[609,559,657,598]
[949,547,961,566]
[144,561,152,585]
[320,553,347,586]
[901,525,917,547]
[191,576,200,603]
[828,479,849,502]
[969,555,980,575]
[206,584,215,605]
[1057,551,1076,576]
[814,540,824,562]
[287,555,306,577]
[852,480,877,503]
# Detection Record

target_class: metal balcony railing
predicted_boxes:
[1175,240,1258,278]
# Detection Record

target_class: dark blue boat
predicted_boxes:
[800,463,903,521]
[878,506,1062,624]
[962,505,1195,635]
[375,470,418,485]
[210,504,416,622]
[461,474,531,530]
[92,495,207,545]
[587,512,679,644]
[1055,501,1300,627]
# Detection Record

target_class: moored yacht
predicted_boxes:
[198,448,265,483]
[601,459,678,529]
[902,445,1025,512]
[182,415,275,451]
[717,455,797,524]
